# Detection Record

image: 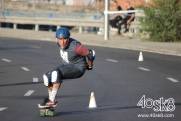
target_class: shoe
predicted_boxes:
[38,98,58,108]
[124,29,129,33]
[118,31,121,35]
[46,99,58,107]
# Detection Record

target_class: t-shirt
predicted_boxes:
[125,7,135,21]
[59,38,88,72]
[117,6,122,11]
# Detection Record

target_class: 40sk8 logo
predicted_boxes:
[137,95,175,112]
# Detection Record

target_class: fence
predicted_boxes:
[0,10,104,32]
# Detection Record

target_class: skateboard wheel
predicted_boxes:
[40,110,45,117]
[49,111,54,116]
[39,108,54,117]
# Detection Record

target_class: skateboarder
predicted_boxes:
[38,27,95,108]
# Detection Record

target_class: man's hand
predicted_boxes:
[87,66,93,70]
[127,19,131,24]
[87,60,93,70]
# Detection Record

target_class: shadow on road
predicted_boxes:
[56,105,141,116]
[0,82,42,87]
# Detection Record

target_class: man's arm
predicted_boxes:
[75,45,95,70]
[127,13,135,24]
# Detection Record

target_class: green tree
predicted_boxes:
[139,0,181,42]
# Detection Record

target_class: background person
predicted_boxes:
[109,1,123,28]
[117,1,135,35]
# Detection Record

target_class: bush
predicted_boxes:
[138,0,181,42]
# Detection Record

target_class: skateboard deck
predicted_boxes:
[38,104,55,117]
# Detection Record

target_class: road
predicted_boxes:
[0,37,181,121]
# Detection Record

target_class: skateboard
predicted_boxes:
[38,104,56,117]
[39,107,54,117]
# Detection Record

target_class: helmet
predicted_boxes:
[56,27,70,38]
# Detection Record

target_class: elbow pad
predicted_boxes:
[87,50,95,61]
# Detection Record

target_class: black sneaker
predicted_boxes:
[118,31,121,35]
[38,98,58,108]
[124,29,129,33]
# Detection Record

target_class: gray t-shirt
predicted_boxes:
[59,38,87,72]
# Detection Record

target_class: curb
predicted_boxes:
[0,28,181,56]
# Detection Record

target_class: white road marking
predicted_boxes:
[167,78,179,82]
[106,59,118,62]
[30,46,41,49]
[24,90,34,96]
[0,107,7,111]
[21,67,30,71]
[33,78,38,82]
[138,67,150,71]
[2,58,11,62]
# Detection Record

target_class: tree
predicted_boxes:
[139,0,181,42]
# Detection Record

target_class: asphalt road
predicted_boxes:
[0,37,181,121]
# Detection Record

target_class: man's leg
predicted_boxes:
[43,72,53,100]
[48,86,53,100]
[47,69,62,104]
[39,70,63,107]
[49,83,61,103]
[118,19,126,34]
[39,64,85,108]
[47,64,84,103]
[124,21,129,33]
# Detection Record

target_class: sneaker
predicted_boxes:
[118,31,121,35]
[46,99,58,107]
[124,29,129,33]
[38,98,58,108]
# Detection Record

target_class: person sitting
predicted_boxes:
[117,1,135,35]
[109,1,123,28]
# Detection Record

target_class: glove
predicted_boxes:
[87,66,93,70]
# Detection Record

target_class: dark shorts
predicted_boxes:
[51,64,85,81]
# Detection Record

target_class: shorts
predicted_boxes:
[51,64,85,81]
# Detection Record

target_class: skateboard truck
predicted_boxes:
[40,107,54,117]
[38,104,56,117]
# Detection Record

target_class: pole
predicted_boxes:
[2,0,4,17]
[96,0,100,14]
[33,0,35,10]
[1,0,4,11]
[33,0,35,17]
[104,0,109,40]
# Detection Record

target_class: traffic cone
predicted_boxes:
[138,52,144,61]
[89,92,97,108]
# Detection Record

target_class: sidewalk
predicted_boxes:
[0,28,181,56]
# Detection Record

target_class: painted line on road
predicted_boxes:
[167,78,179,82]
[29,46,41,49]
[24,90,35,96]
[33,78,38,82]
[0,107,7,111]
[21,67,30,71]
[2,58,11,62]
[138,67,150,71]
[106,59,118,63]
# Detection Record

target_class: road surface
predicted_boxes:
[0,37,181,121]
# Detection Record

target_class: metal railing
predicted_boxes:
[0,10,103,20]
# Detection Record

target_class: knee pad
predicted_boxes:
[51,70,62,84]
[43,73,51,87]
